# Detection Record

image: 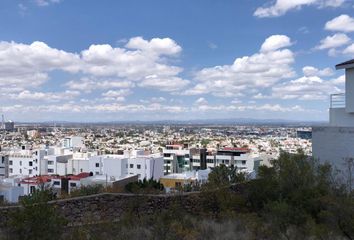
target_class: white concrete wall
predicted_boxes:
[9,156,38,177]
[71,137,85,148]
[68,159,89,174]
[89,155,127,178]
[103,157,127,178]
[148,157,164,180]
[46,155,69,175]
[346,68,354,113]
[312,126,354,183]
[330,108,354,127]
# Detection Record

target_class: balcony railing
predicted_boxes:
[330,93,345,108]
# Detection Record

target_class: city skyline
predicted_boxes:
[0,0,354,122]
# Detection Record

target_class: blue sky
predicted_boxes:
[0,0,354,122]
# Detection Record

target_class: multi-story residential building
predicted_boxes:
[44,154,73,176]
[215,148,261,172]
[163,144,192,175]
[90,155,128,178]
[313,59,354,184]
[191,147,262,176]
[67,151,97,175]
[127,155,164,181]
[190,148,215,170]
[7,147,47,177]
[89,150,164,181]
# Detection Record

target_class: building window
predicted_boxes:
[130,164,134,168]
[19,169,22,174]
[95,171,99,175]
[53,181,60,186]
[30,186,35,193]
[9,161,13,165]
[29,169,32,175]
[9,168,13,173]
[95,163,99,167]
[70,182,77,187]
[48,161,54,165]
[29,161,33,166]
[80,168,83,173]
[242,160,246,165]
[137,164,141,169]
[20,161,22,166]
[163,153,171,157]
[48,169,54,173]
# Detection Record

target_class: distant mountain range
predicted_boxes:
[16,118,327,127]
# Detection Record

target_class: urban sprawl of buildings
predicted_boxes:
[0,119,312,203]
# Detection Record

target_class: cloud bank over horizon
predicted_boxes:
[1,1,353,121]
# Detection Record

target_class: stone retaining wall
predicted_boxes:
[0,192,202,227]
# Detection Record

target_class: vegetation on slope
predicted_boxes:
[1,151,353,240]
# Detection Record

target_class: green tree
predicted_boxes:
[9,187,67,240]
[125,178,164,194]
[206,164,245,189]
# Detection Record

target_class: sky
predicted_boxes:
[0,0,354,122]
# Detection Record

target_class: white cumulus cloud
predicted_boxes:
[316,33,351,50]
[184,35,295,97]
[325,14,354,32]
[302,66,334,77]
[0,37,189,97]
[254,0,345,18]
[260,35,293,52]
[343,43,354,55]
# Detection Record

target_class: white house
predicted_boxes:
[44,154,73,176]
[127,154,164,181]
[0,184,24,203]
[89,151,164,181]
[89,155,128,178]
[0,176,24,203]
[19,176,53,195]
[61,136,85,149]
[67,151,97,175]
[8,148,47,177]
[313,59,354,183]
